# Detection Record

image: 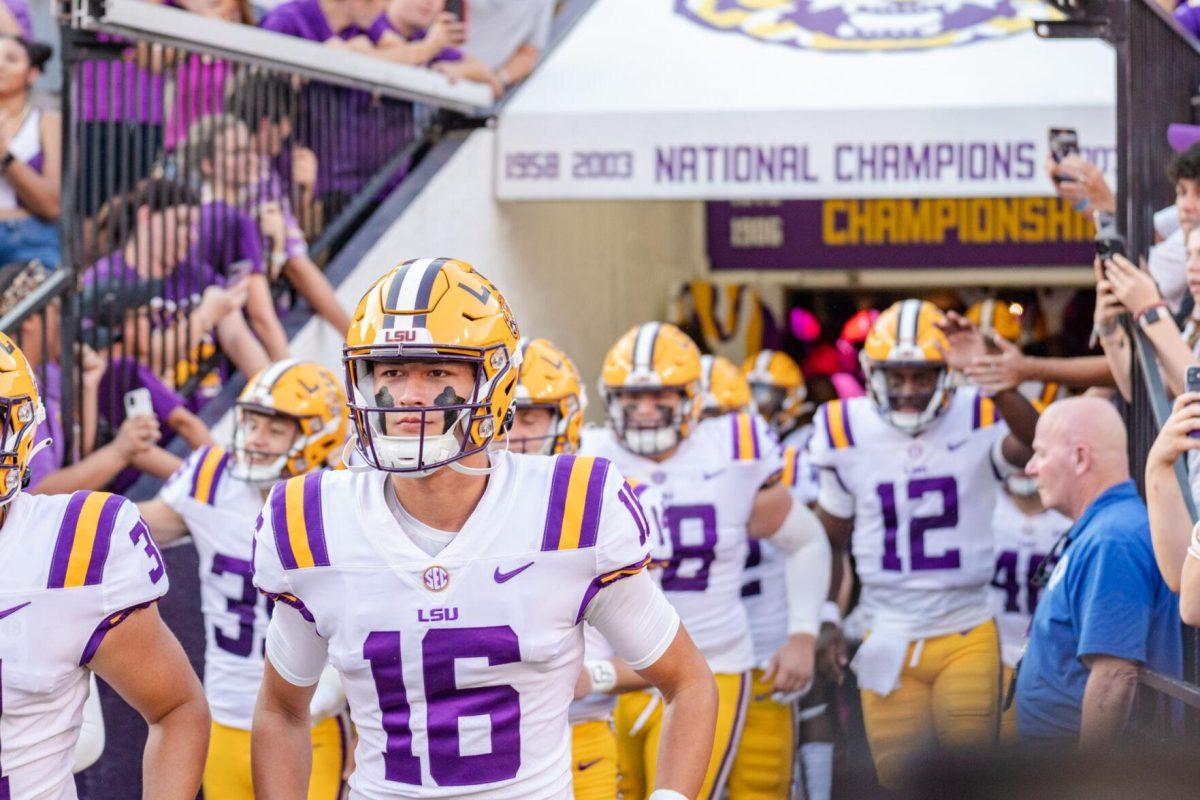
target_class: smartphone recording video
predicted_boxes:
[1049,127,1080,184]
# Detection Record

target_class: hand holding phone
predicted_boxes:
[124,388,154,420]
[1049,127,1080,183]
[1187,367,1200,439]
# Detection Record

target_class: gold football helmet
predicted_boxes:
[600,322,701,456]
[231,359,348,484]
[343,258,520,475]
[742,349,806,432]
[861,299,953,434]
[510,337,585,455]
[0,333,45,505]
[966,298,1023,344]
[699,354,752,418]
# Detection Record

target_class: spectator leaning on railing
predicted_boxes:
[378,0,499,95]
[462,0,553,94]
[0,36,60,268]
[1016,397,1182,745]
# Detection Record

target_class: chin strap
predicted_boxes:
[26,436,51,463]
[447,450,500,476]
[341,436,374,473]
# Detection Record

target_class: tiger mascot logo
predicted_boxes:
[675,0,1053,53]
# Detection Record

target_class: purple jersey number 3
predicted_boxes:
[877,476,960,572]
[365,626,522,787]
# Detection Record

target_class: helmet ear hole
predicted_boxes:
[501,405,515,433]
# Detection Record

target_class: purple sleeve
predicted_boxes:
[238,210,266,274]
[260,5,306,37]
[4,0,32,38]
[1176,5,1200,38]
[433,46,463,64]
[366,12,394,44]
[137,362,185,421]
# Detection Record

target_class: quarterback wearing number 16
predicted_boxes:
[251,258,718,800]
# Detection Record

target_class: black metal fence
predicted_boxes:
[1043,0,1200,731]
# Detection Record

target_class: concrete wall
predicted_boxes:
[288,128,710,416]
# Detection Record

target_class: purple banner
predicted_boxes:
[707,198,1096,271]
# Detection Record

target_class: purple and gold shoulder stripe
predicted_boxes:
[541,455,610,552]
[823,400,855,450]
[190,446,230,505]
[781,446,802,487]
[575,555,652,624]
[731,412,761,461]
[270,472,330,571]
[48,491,127,589]
[972,394,998,430]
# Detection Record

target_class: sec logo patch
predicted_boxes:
[422,565,450,592]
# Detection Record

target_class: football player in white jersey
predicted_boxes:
[809,300,1038,789]
[581,322,831,800]
[0,332,210,798]
[251,258,717,800]
[137,359,350,799]
[988,469,1069,741]
[742,349,810,451]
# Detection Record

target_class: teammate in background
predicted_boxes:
[809,300,1038,789]
[504,337,586,456]
[137,359,350,800]
[251,259,717,800]
[503,337,669,799]
[988,466,1069,740]
[742,349,810,449]
[698,354,752,419]
[583,322,831,800]
[0,332,209,798]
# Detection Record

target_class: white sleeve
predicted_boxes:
[766,500,832,637]
[990,430,1017,481]
[585,571,680,671]
[817,468,855,519]
[529,0,554,50]
[72,673,105,773]
[265,603,329,688]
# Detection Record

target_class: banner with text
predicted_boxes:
[706,198,1096,270]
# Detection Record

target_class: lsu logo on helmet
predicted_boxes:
[675,0,1046,53]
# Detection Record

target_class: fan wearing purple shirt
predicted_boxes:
[378,0,499,95]
[0,0,30,38]
[260,0,387,48]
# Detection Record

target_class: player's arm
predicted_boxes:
[814,470,855,685]
[993,387,1038,466]
[88,604,210,800]
[254,655,320,798]
[136,499,190,546]
[749,481,832,692]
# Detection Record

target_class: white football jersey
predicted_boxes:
[160,446,271,729]
[568,480,666,725]
[781,424,819,506]
[581,411,782,673]
[988,491,1069,667]
[253,452,652,799]
[809,389,1008,636]
[0,491,167,799]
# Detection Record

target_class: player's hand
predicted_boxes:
[114,414,160,461]
[934,310,987,372]
[1094,257,1128,328]
[1148,392,1200,470]
[763,633,815,695]
[816,622,849,686]
[964,337,1024,396]
[1103,253,1162,319]
[573,667,593,700]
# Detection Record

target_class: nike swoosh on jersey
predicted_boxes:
[702,469,725,480]
[577,758,603,771]
[0,601,30,621]
[947,439,969,451]
[493,562,534,584]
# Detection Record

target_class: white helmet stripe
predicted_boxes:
[701,355,714,388]
[980,299,996,333]
[633,322,661,373]
[897,299,922,347]
[754,349,774,376]
[390,258,439,331]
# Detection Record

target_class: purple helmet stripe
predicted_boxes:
[382,261,414,329]
[83,494,125,586]
[577,458,610,549]
[270,485,299,570]
[540,455,575,551]
[411,257,448,329]
[303,471,330,567]
[48,491,88,588]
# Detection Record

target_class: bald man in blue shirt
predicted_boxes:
[1016,397,1181,744]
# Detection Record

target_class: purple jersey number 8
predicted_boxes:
[877,476,960,572]
[365,626,522,787]
[661,504,718,592]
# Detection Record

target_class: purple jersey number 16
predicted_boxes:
[877,476,960,572]
[365,626,522,787]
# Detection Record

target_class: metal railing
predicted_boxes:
[1042,0,1200,732]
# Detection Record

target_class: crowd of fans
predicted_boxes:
[0,0,556,502]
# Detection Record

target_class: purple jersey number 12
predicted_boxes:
[366,626,522,787]
[877,476,960,572]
